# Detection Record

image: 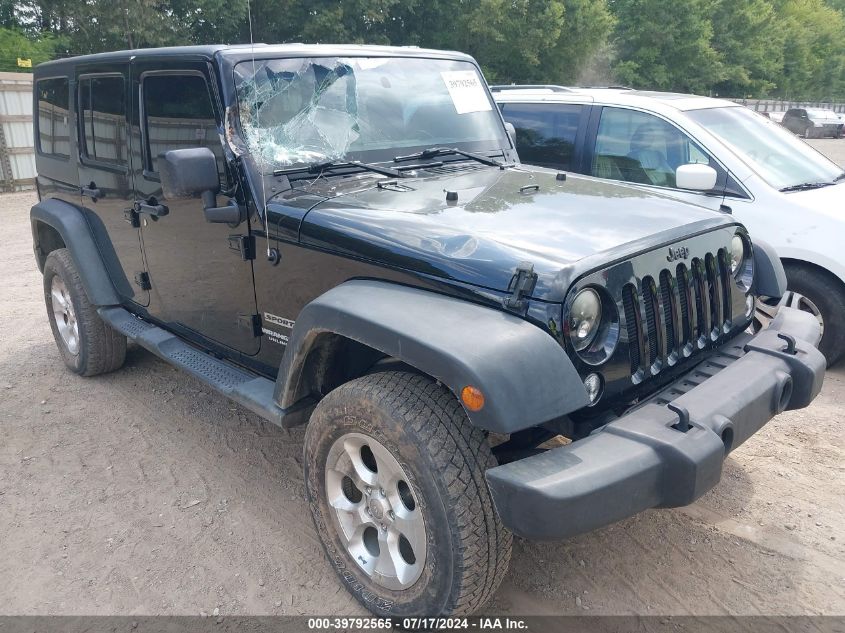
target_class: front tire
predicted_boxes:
[304,371,511,616]
[783,265,845,366]
[43,248,127,376]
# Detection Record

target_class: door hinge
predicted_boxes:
[237,313,262,337]
[124,207,140,228]
[134,272,151,290]
[228,234,255,261]
[503,261,537,311]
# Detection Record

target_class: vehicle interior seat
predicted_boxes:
[627,122,675,187]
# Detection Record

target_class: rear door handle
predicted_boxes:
[81,183,102,200]
[134,200,169,218]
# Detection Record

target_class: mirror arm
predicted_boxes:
[203,193,246,225]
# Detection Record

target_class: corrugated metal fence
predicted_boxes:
[0,71,35,192]
[735,98,845,114]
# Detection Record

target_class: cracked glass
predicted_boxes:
[234,56,508,170]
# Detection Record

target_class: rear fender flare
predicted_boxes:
[30,198,121,306]
[275,280,589,433]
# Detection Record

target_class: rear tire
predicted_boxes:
[783,264,845,367]
[43,248,127,376]
[304,371,511,616]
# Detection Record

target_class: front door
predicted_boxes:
[76,63,148,306]
[585,106,727,212]
[129,60,260,356]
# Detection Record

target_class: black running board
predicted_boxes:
[98,307,314,427]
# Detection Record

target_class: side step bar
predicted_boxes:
[98,307,314,427]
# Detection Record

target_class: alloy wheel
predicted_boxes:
[51,275,79,355]
[753,291,824,336]
[325,432,427,590]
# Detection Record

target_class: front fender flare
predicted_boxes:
[275,280,589,433]
[30,198,121,306]
[751,238,787,299]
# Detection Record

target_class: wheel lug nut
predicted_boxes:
[380,523,387,531]
[365,486,372,495]
[388,511,395,520]
[379,488,385,497]
[365,507,371,516]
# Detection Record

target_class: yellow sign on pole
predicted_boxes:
[17,58,32,68]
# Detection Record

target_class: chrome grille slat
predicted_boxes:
[676,263,693,350]
[690,258,710,345]
[642,277,659,367]
[706,253,722,341]
[624,249,734,382]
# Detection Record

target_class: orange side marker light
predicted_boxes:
[461,385,485,412]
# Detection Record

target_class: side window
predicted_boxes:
[142,74,223,178]
[36,77,70,158]
[79,75,127,166]
[501,103,582,170]
[591,107,709,189]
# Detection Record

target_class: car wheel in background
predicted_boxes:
[755,264,845,367]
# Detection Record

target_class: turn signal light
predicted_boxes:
[461,385,485,412]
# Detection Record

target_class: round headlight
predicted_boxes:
[730,235,745,276]
[569,288,602,352]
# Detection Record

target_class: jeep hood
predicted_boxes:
[279,166,733,301]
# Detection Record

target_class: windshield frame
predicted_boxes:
[685,104,844,191]
[227,52,515,173]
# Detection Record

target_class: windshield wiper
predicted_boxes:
[834,171,845,182]
[274,160,404,179]
[393,147,504,168]
[779,181,836,192]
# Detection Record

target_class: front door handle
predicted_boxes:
[81,183,102,201]
[134,199,169,218]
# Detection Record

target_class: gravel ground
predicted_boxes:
[1,142,843,615]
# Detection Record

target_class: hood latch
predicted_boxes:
[503,261,538,311]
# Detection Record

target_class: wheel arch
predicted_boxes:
[31,198,121,306]
[781,257,845,297]
[274,280,590,434]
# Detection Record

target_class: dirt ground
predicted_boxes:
[1,141,844,615]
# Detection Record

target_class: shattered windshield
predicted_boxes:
[234,56,508,169]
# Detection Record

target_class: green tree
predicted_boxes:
[609,0,723,93]
[775,0,845,99]
[0,26,59,72]
[381,0,613,84]
[710,0,784,97]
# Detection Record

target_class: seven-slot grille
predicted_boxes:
[622,249,733,380]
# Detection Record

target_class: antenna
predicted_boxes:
[246,0,272,260]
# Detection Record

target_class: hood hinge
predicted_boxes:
[237,313,262,337]
[228,234,255,260]
[503,261,537,311]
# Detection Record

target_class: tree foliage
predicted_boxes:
[1,0,844,99]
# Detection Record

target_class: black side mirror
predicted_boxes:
[158,148,245,225]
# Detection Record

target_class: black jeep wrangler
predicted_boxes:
[31,44,825,616]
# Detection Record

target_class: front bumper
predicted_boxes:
[485,307,825,540]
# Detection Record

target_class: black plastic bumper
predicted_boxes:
[485,307,826,540]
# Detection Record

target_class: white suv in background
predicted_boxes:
[493,86,845,366]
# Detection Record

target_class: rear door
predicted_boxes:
[498,101,588,171]
[76,62,148,306]
[129,59,260,356]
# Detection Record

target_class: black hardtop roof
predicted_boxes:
[35,43,475,74]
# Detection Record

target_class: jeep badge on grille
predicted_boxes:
[666,246,690,262]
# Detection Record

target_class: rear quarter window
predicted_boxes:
[35,77,70,159]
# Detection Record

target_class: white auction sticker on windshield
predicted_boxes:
[441,71,493,115]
